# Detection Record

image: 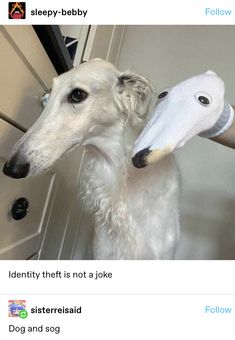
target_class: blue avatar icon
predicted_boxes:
[9,303,24,315]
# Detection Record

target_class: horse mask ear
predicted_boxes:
[117,72,154,122]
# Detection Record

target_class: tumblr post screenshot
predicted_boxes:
[0,0,235,338]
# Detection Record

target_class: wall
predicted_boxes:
[117,25,235,259]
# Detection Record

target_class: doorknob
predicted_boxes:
[11,197,29,220]
[41,92,50,108]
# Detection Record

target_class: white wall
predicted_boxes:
[118,26,235,259]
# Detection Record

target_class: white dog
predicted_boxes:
[3,59,180,259]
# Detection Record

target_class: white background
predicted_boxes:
[1,0,235,24]
[2,295,235,339]
[1,262,235,339]
[1,261,235,294]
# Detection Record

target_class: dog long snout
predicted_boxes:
[3,152,30,179]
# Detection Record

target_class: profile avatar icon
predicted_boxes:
[8,2,26,19]
[8,300,26,317]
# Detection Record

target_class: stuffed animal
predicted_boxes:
[132,70,234,168]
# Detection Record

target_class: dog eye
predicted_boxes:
[68,88,88,103]
[195,92,212,106]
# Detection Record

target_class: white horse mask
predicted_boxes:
[132,70,233,168]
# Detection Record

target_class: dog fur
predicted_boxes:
[4,59,180,259]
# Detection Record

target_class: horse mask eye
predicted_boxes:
[198,96,210,105]
[68,89,88,103]
[196,93,211,106]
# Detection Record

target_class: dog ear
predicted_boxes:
[117,72,154,124]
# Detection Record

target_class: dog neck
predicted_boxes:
[82,106,153,248]
[85,120,140,171]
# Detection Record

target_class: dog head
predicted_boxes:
[3,59,154,178]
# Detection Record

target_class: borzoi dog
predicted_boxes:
[3,59,180,259]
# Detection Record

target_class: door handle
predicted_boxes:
[11,197,29,220]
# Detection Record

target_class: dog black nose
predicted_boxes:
[132,147,150,168]
[3,153,30,179]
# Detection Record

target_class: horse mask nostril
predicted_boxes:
[3,153,30,179]
[132,147,151,168]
